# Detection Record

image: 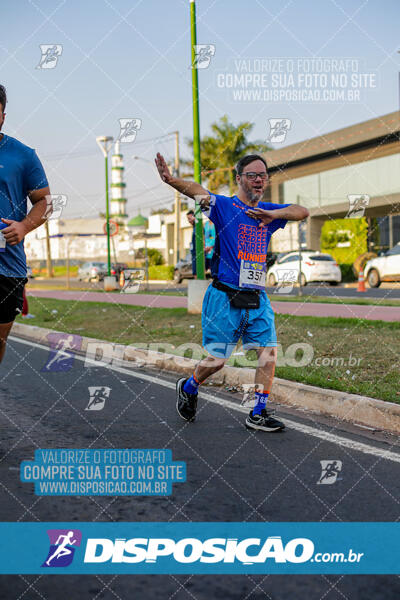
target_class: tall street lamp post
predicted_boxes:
[190,0,205,280]
[96,135,114,277]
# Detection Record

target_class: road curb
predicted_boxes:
[11,322,400,435]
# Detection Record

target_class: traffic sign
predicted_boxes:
[103,219,119,237]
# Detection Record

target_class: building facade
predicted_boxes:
[264,111,400,254]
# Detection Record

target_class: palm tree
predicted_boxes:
[186,115,270,194]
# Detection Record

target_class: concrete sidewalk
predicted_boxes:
[27,289,400,321]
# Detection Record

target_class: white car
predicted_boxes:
[364,242,400,287]
[267,251,342,287]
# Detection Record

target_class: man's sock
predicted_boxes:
[252,390,270,415]
[183,373,201,395]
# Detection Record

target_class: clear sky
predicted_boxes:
[1,0,399,219]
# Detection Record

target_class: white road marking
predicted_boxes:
[10,335,400,464]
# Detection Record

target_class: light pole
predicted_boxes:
[190,0,205,280]
[96,135,114,276]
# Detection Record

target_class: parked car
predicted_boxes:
[267,251,341,286]
[111,262,128,277]
[364,242,400,287]
[174,253,215,284]
[174,253,195,284]
[77,262,108,282]
[265,252,279,269]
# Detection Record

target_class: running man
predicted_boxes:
[155,152,309,432]
[45,531,77,566]
[0,85,50,362]
[43,334,76,371]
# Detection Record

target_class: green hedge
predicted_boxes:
[321,218,367,265]
[148,265,174,280]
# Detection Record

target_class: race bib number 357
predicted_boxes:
[239,261,266,289]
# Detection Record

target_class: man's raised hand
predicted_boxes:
[246,207,276,228]
[154,152,174,184]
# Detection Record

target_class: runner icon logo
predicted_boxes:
[274,269,297,294]
[42,529,82,567]
[267,119,291,143]
[37,45,63,69]
[44,194,68,220]
[191,45,215,69]
[346,194,370,218]
[41,333,82,373]
[317,460,342,485]
[85,386,111,411]
[118,118,142,143]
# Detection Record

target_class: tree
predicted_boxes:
[185,115,271,194]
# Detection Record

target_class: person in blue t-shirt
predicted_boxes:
[203,218,215,272]
[0,85,51,362]
[186,209,198,276]
[155,152,309,432]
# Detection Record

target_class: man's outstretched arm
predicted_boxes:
[246,204,309,227]
[154,153,210,208]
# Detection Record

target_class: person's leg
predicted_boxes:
[252,346,277,414]
[22,287,28,316]
[0,277,27,362]
[177,285,239,421]
[181,354,226,395]
[244,345,284,431]
[184,284,236,394]
[242,294,284,431]
[0,321,14,363]
[195,354,226,382]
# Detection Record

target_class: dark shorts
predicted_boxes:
[0,276,27,324]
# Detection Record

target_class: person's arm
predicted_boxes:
[1,186,51,245]
[246,204,309,227]
[154,153,211,209]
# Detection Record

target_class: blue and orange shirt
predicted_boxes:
[201,193,290,288]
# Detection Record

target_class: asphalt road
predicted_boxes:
[0,337,399,599]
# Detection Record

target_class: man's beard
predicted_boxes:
[244,184,262,205]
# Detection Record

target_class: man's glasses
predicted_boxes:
[240,172,268,181]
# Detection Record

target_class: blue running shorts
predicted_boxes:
[202,284,277,358]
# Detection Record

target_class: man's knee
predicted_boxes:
[200,355,226,372]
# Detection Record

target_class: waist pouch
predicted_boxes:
[212,279,260,309]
